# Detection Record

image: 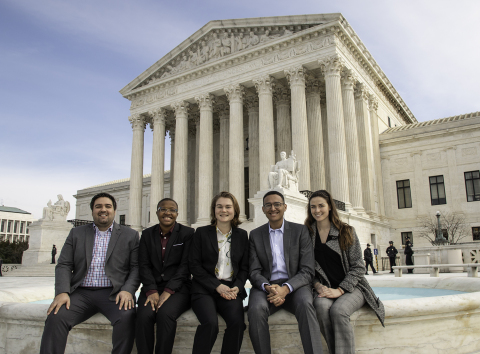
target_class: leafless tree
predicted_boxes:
[418,212,470,245]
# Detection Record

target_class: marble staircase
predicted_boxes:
[3,264,55,277]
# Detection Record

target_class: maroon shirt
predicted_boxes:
[146,224,175,297]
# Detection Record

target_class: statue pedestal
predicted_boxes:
[248,187,308,228]
[22,220,73,266]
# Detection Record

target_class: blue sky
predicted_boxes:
[1,0,479,219]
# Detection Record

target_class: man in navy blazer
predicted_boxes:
[248,191,323,354]
[40,192,140,354]
[136,197,194,354]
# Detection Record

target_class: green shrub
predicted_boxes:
[0,240,29,264]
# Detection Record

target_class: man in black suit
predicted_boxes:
[364,243,377,275]
[248,191,322,354]
[136,198,194,354]
[386,241,398,273]
[40,192,140,354]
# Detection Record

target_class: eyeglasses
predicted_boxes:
[263,202,284,210]
[157,207,178,213]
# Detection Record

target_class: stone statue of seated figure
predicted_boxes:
[268,150,300,192]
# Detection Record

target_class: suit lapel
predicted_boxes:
[152,224,163,265]
[105,222,121,263]
[163,223,180,264]
[208,225,219,255]
[230,228,240,276]
[283,220,291,277]
[261,224,273,275]
[85,224,95,268]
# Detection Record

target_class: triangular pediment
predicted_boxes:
[120,13,341,96]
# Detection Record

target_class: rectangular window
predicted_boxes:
[20,222,25,234]
[401,232,413,245]
[465,171,480,202]
[397,180,412,209]
[0,220,5,232]
[120,215,126,225]
[429,175,447,205]
[26,222,31,234]
[7,221,12,233]
[473,227,480,241]
[14,221,19,233]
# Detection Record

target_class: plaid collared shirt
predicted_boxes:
[81,222,114,288]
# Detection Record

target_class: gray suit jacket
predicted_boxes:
[55,222,140,301]
[249,220,314,291]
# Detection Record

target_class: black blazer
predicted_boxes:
[189,225,249,299]
[139,222,194,295]
[55,222,140,301]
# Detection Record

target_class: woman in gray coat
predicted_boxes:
[305,190,384,354]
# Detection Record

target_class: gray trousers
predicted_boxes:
[313,287,365,354]
[248,285,323,354]
[40,287,136,354]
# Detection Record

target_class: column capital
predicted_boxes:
[284,66,307,87]
[341,69,358,90]
[305,76,321,96]
[368,95,379,112]
[245,95,259,112]
[319,55,345,76]
[354,83,370,102]
[253,75,275,95]
[128,113,146,131]
[224,84,245,103]
[216,103,230,120]
[195,93,216,110]
[148,108,166,127]
[172,101,190,117]
[273,85,290,104]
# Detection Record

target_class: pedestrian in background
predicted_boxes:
[386,241,398,273]
[363,244,377,275]
[404,238,414,274]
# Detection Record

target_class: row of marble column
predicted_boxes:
[127,56,383,231]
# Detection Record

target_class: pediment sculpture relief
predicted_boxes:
[140,26,304,87]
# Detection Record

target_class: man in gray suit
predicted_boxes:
[40,192,140,354]
[248,191,323,354]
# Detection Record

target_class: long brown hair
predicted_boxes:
[305,190,354,251]
[210,191,242,228]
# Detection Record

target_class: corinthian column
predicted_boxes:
[274,85,292,160]
[305,77,326,191]
[195,93,215,225]
[341,70,363,212]
[285,66,310,190]
[128,113,146,232]
[171,101,189,225]
[218,104,230,192]
[354,84,375,215]
[148,108,166,226]
[246,95,259,218]
[253,75,276,191]
[224,84,246,221]
[369,95,385,217]
[319,56,350,206]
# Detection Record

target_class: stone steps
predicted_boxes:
[3,264,56,277]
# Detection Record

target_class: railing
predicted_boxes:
[299,191,346,211]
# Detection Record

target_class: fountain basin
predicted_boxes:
[1,276,479,353]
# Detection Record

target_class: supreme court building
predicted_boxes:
[74,14,480,250]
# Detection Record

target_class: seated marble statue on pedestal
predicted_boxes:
[268,151,300,193]
[42,194,70,221]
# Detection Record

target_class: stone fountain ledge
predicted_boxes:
[1,276,480,353]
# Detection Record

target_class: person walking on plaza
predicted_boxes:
[404,237,414,274]
[363,244,377,275]
[51,244,57,264]
[306,190,385,354]
[40,192,140,354]
[248,191,323,354]
[386,241,398,273]
[136,197,194,354]
[189,192,249,354]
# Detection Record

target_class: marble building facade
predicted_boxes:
[74,14,480,251]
